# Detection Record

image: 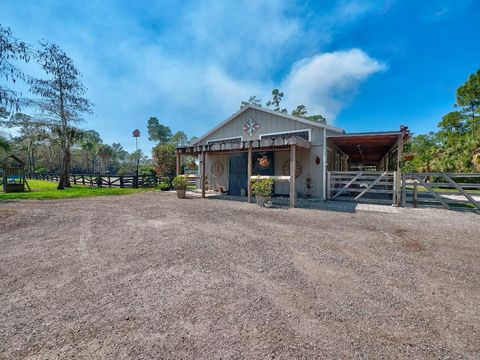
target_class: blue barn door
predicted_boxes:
[228,153,248,195]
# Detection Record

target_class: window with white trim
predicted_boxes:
[260,130,310,141]
[206,137,242,145]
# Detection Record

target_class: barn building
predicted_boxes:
[176,105,409,207]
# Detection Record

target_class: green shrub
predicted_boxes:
[35,167,48,174]
[139,166,156,176]
[157,181,170,191]
[251,177,273,197]
[172,175,188,190]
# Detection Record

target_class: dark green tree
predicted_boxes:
[266,89,287,113]
[152,143,176,178]
[97,144,114,173]
[80,130,102,172]
[171,131,188,146]
[0,134,10,152]
[306,114,327,124]
[292,105,307,117]
[147,116,172,144]
[456,69,480,136]
[240,95,262,108]
[2,112,48,174]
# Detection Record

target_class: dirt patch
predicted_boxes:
[0,193,479,358]
[402,238,427,252]
[0,208,16,221]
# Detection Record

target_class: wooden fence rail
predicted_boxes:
[28,173,165,189]
[401,173,480,210]
[327,171,396,204]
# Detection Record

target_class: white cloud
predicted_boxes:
[1,0,388,152]
[282,49,387,120]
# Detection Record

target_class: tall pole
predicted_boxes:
[132,129,140,188]
[135,136,139,176]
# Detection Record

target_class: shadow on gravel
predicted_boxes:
[205,194,359,213]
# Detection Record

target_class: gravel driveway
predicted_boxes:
[1,192,479,359]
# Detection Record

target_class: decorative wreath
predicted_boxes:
[211,161,224,177]
[282,160,302,178]
[257,154,270,168]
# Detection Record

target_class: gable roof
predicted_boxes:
[1,154,25,165]
[194,105,344,144]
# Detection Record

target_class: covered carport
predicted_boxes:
[327,127,410,205]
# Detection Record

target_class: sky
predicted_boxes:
[2,0,479,154]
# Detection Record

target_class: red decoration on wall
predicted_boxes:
[258,155,270,168]
[315,155,321,165]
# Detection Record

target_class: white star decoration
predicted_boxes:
[243,117,260,136]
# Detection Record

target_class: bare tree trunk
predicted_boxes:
[57,140,67,190]
[57,79,71,189]
[65,148,71,187]
[31,146,35,176]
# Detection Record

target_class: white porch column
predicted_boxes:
[201,151,206,198]
[322,127,327,200]
[396,134,404,206]
[247,144,252,203]
[290,144,296,208]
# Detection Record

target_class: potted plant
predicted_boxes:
[172,175,188,199]
[251,177,273,207]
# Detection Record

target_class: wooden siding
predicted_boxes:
[204,145,326,198]
[205,154,229,192]
[200,108,326,146]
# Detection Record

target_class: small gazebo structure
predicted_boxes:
[1,155,29,193]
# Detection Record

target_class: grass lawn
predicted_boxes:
[406,185,480,194]
[0,180,153,200]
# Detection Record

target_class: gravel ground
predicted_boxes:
[0,192,479,359]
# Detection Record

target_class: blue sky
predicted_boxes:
[2,0,479,154]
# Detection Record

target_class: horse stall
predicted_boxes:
[327,127,410,205]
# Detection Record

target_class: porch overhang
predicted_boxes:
[328,130,410,164]
[176,136,311,155]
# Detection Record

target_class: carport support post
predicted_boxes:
[396,134,403,206]
[201,151,206,198]
[322,127,327,200]
[247,144,252,203]
[290,144,296,208]
[176,152,181,176]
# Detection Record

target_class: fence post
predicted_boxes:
[413,183,418,208]
[326,171,331,200]
[401,173,406,207]
[393,171,397,205]
[120,176,124,188]
[108,175,111,188]
[133,174,138,189]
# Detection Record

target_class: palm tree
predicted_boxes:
[97,144,114,173]
[80,130,102,173]
[51,126,84,187]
